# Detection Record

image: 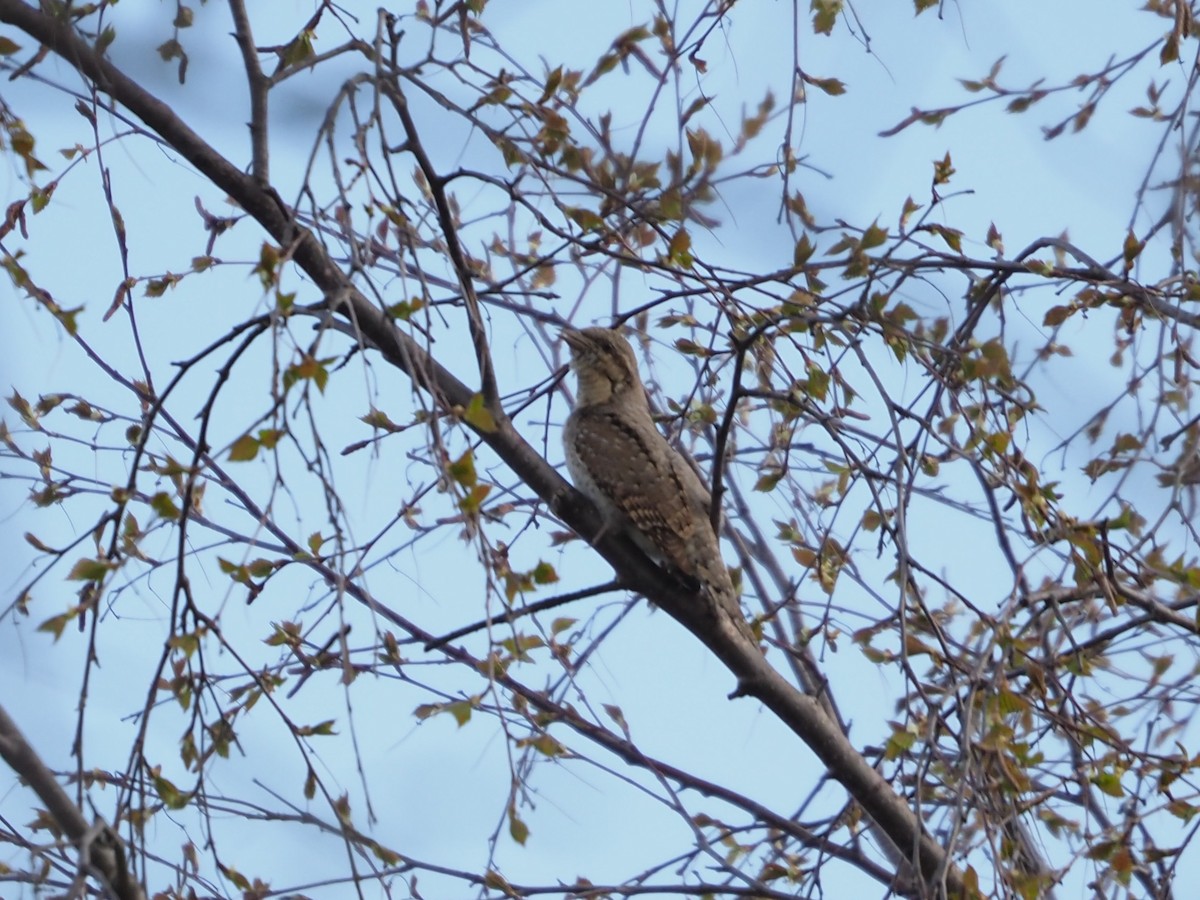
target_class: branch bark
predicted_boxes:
[0,702,146,900]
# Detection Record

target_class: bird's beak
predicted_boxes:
[561,328,588,353]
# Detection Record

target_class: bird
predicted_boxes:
[561,326,752,640]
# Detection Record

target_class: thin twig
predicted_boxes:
[424,582,620,651]
[228,0,270,183]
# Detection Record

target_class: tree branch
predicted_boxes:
[0,701,146,900]
[227,0,270,183]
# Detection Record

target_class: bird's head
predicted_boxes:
[562,326,645,407]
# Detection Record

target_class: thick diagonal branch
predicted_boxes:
[0,702,145,900]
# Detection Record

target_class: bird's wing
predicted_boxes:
[568,407,709,575]
[669,449,719,531]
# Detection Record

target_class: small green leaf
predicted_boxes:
[509,810,529,845]
[228,434,259,462]
[447,699,474,727]
[304,767,318,799]
[793,234,815,267]
[157,39,183,63]
[532,562,559,585]
[37,611,75,640]
[150,491,181,521]
[459,483,492,514]
[811,0,842,34]
[986,222,1004,253]
[153,773,192,810]
[281,30,316,69]
[96,26,117,54]
[1123,230,1145,268]
[361,407,397,431]
[666,228,692,267]
[860,220,887,249]
[538,65,563,104]
[386,297,426,320]
[1091,770,1124,798]
[933,151,955,185]
[463,394,497,433]
[884,727,916,760]
[526,734,566,757]
[1043,305,1072,326]
[67,557,112,581]
[566,206,604,231]
[806,75,846,95]
[674,338,712,357]
[928,223,963,253]
[484,871,513,893]
[448,450,477,488]
[1161,34,1179,65]
[754,470,784,492]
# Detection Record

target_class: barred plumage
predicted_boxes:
[562,327,745,630]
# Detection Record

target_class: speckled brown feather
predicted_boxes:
[562,327,743,624]
[566,404,703,573]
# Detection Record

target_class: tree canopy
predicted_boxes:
[2,2,1199,898]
